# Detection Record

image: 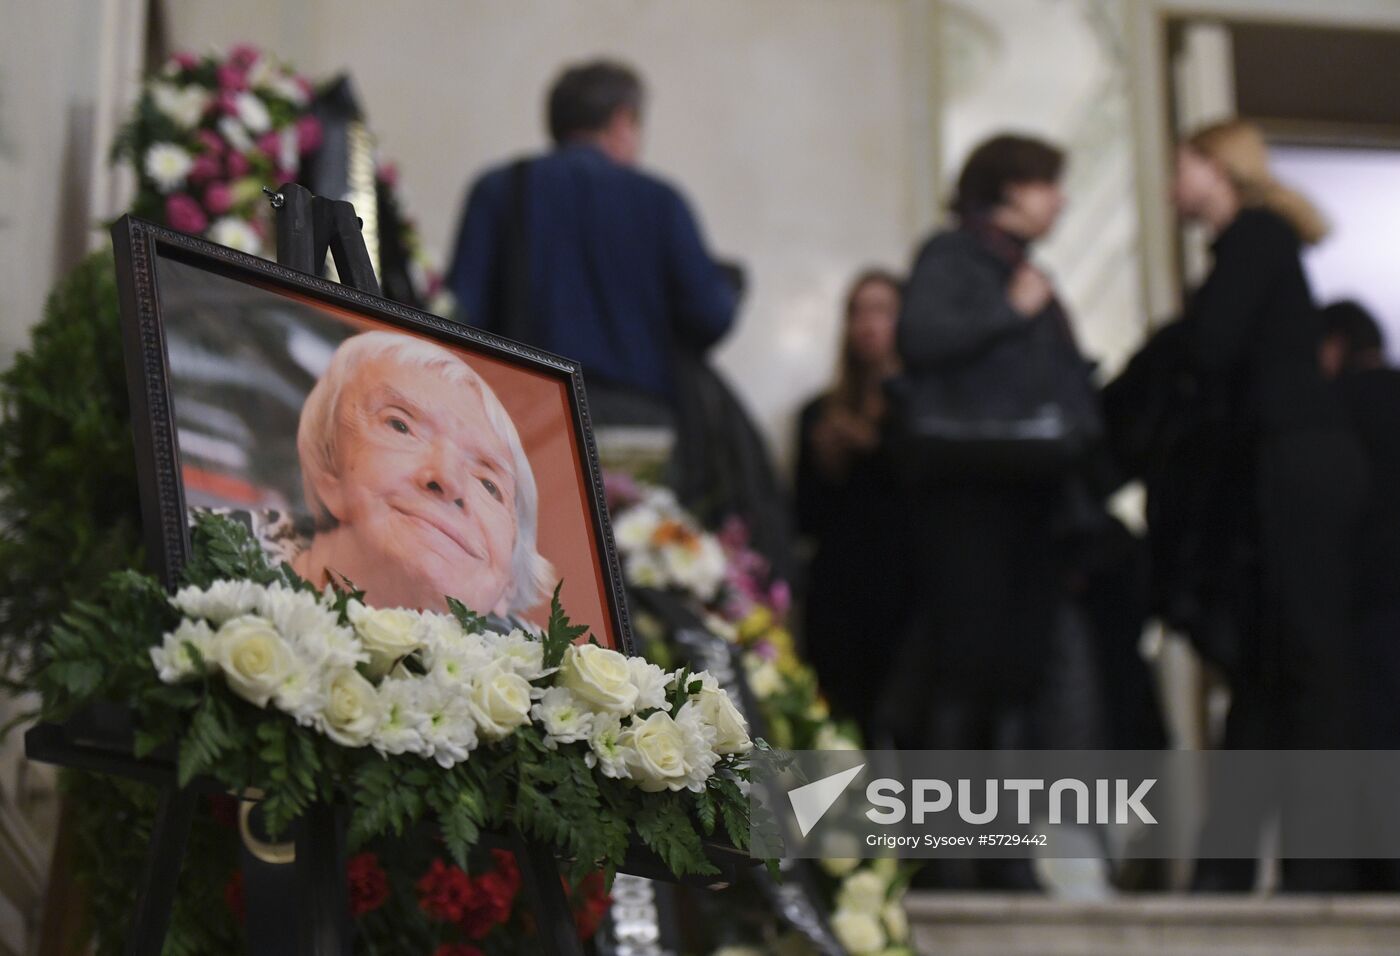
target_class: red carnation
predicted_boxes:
[165,193,208,234]
[217,65,248,93]
[571,872,611,941]
[458,870,515,940]
[296,115,324,154]
[347,852,389,917]
[223,870,246,924]
[432,946,483,956]
[490,849,521,896]
[226,151,251,178]
[417,859,476,923]
[204,182,234,216]
[228,44,261,69]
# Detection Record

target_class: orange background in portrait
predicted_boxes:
[250,291,616,649]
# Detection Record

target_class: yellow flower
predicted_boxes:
[738,607,774,644]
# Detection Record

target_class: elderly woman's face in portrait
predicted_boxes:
[315,354,519,614]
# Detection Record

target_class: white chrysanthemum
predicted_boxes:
[257,584,336,640]
[585,713,630,780]
[150,618,215,682]
[208,217,262,255]
[491,629,547,681]
[821,857,862,878]
[245,55,275,90]
[276,127,298,174]
[233,91,271,133]
[830,908,886,954]
[660,533,727,601]
[624,552,667,590]
[611,506,660,552]
[417,680,479,768]
[836,870,888,916]
[294,621,366,673]
[171,579,263,625]
[272,662,327,727]
[627,657,670,712]
[150,83,209,129]
[144,142,194,191]
[742,655,784,700]
[673,702,721,791]
[372,678,428,757]
[532,687,594,748]
[217,116,254,153]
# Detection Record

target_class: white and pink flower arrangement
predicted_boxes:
[114,44,323,257]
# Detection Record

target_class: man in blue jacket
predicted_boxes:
[447,60,738,426]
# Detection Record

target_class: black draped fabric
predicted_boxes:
[793,396,915,732]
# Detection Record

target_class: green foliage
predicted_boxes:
[541,582,588,670]
[0,248,143,694]
[634,793,719,879]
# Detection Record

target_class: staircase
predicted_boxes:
[906,893,1400,955]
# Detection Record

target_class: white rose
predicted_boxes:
[150,619,215,682]
[830,908,886,955]
[171,580,263,625]
[144,142,193,191]
[620,711,689,792]
[347,601,424,677]
[207,217,263,256]
[531,686,594,747]
[213,615,295,708]
[560,644,638,714]
[624,552,667,590]
[320,669,381,747]
[688,687,751,755]
[469,666,533,740]
[585,713,630,780]
[233,91,271,133]
[881,900,909,944]
[627,657,670,712]
[217,116,254,153]
[836,870,888,916]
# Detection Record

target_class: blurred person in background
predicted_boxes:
[877,134,1106,888]
[1173,120,1368,893]
[794,269,914,735]
[447,59,738,430]
[1320,303,1400,733]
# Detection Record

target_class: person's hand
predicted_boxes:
[1008,264,1054,317]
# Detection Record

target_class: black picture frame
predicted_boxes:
[110,214,635,656]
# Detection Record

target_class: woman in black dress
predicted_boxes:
[1174,120,1368,891]
[794,269,912,734]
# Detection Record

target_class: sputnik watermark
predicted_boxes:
[750,749,1400,860]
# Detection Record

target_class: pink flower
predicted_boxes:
[217,65,248,93]
[768,580,792,618]
[170,51,198,72]
[195,130,225,155]
[203,182,233,215]
[226,151,250,178]
[272,167,296,188]
[228,44,261,69]
[295,75,314,99]
[296,115,323,154]
[216,90,241,116]
[376,161,399,188]
[188,153,221,184]
[165,193,208,234]
[256,131,282,158]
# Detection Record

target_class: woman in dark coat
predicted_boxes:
[1174,120,1368,891]
[794,269,912,734]
[876,135,1103,755]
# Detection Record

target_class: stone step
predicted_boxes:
[905,893,1400,955]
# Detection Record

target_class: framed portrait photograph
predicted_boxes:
[111,215,633,653]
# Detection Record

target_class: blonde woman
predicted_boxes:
[1175,120,1367,891]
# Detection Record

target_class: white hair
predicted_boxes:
[297,331,554,612]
